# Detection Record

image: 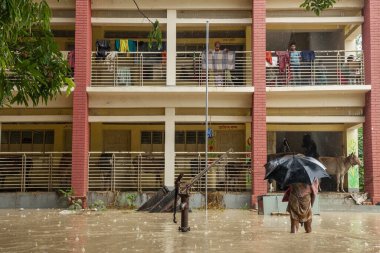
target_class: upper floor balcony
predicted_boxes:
[90,50,365,88]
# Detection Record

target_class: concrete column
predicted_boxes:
[251,0,267,208]
[164,108,175,188]
[363,0,380,204]
[71,0,92,206]
[0,123,2,152]
[346,127,359,193]
[166,10,177,86]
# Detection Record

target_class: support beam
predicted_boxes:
[251,0,267,208]
[346,128,359,193]
[71,0,92,207]
[164,108,176,188]
[166,10,177,86]
[363,0,380,205]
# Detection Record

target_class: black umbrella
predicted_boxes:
[264,154,330,188]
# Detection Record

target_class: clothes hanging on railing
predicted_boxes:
[266,51,273,65]
[275,51,291,85]
[201,50,236,71]
[68,51,75,69]
[105,51,118,71]
[117,67,132,86]
[96,40,111,60]
[301,51,316,62]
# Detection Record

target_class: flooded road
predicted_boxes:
[0,209,380,253]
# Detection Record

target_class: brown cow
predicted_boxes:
[319,153,361,192]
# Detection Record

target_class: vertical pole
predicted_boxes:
[205,21,210,213]
[164,108,176,188]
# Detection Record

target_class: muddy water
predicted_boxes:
[0,209,379,253]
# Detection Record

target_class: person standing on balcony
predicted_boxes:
[342,55,361,85]
[289,42,302,85]
[213,41,226,86]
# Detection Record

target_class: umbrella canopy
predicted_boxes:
[265,154,330,188]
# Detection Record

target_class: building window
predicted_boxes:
[1,130,55,152]
[175,131,185,144]
[141,131,152,144]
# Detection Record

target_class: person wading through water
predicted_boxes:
[283,178,319,233]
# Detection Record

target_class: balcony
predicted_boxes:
[266,50,364,86]
[91,52,166,87]
[90,50,365,88]
[176,51,252,87]
[88,151,250,192]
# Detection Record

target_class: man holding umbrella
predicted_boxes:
[265,154,329,233]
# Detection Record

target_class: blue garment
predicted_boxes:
[290,51,301,65]
[115,40,120,51]
[128,40,137,52]
[301,51,316,62]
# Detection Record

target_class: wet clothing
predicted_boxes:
[285,182,318,224]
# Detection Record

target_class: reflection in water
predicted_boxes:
[0,209,380,253]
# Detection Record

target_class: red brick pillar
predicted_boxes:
[71,0,92,207]
[251,0,267,208]
[363,0,380,204]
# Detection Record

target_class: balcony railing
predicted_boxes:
[175,152,251,192]
[88,152,165,192]
[176,51,252,87]
[91,52,166,87]
[266,50,364,86]
[0,152,71,192]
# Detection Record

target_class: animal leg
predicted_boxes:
[340,176,345,192]
[336,174,340,192]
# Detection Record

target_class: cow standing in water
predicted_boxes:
[319,153,361,192]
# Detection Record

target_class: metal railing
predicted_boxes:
[176,51,252,87]
[266,50,365,86]
[91,52,166,86]
[0,152,72,192]
[88,152,165,192]
[175,152,251,192]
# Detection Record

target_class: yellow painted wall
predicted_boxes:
[90,123,247,152]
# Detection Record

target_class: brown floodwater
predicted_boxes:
[0,209,379,253]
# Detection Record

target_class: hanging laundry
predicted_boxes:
[275,51,291,85]
[128,40,137,52]
[96,40,111,60]
[120,39,129,53]
[105,51,118,71]
[68,50,75,69]
[301,51,316,62]
[115,40,120,52]
[201,50,236,71]
[266,51,273,65]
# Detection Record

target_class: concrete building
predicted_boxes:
[0,0,379,208]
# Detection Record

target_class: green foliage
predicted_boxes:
[0,0,74,107]
[69,199,83,211]
[300,0,336,16]
[58,188,83,210]
[148,20,162,50]
[90,200,107,211]
[126,193,137,208]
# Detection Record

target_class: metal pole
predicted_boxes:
[205,21,209,214]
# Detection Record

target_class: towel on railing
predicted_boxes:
[201,50,236,71]
[115,39,137,53]
[301,51,316,62]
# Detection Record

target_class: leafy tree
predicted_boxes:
[301,0,336,16]
[0,0,74,107]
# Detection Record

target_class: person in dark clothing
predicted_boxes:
[302,134,319,159]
